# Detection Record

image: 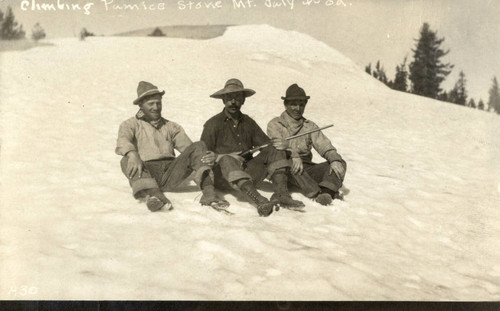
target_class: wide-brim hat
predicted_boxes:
[133,81,165,105]
[281,83,310,100]
[210,78,256,99]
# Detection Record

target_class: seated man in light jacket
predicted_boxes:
[116,81,227,212]
[267,84,347,205]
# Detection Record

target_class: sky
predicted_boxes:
[2,0,499,100]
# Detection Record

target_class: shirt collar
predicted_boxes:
[222,108,245,123]
[136,109,166,129]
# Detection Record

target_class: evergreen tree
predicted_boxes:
[409,23,453,99]
[79,27,94,41]
[365,63,372,75]
[0,9,4,26]
[487,76,500,114]
[365,61,392,87]
[448,88,457,104]
[438,91,449,102]
[448,71,467,105]
[386,80,394,89]
[0,6,25,40]
[374,60,389,84]
[392,56,408,92]
[477,99,485,110]
[79,28,87,40]
[31,23,46,42]
[149,27,166,37]
[468,98,476,109]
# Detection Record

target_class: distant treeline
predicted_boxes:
[0,6,26,40]
[3,7,498,114]
[0,5,47,41]
[366,23,500,115]
[0,5,95,42]
[121,25,230,40]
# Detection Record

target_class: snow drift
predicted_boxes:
[1,24,499,300]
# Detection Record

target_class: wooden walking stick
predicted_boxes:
[239,124,334,157]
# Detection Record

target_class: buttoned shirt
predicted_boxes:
[200,109,270,160]
[267,111,343,163]
[115,116,192,162]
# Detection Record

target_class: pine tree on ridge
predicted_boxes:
[449,71,467,106]
[409,23,453,99]
[487,76,500,114]
[393,56,409,92]
[0,6,25,40]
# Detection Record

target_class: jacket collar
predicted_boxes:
[278,110,308,126]
[278,111,309,135]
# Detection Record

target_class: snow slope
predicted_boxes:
[1,24,499,300]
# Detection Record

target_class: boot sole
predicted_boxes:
[201,200,230,209]
[146,195,172,212]
[271,199,306,211]
[257,202,275,217]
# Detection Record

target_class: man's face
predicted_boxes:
[223,92,245,115]
[285,99,307,120]
[140,95,162,121]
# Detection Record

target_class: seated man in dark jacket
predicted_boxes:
[200,79,304,217]
[267,84,347,205]
[116,81,227,212]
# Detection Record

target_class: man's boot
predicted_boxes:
[199,170,230,209]
[270,171,305,210]
[313,187,342,206]
[200,184,230,209]
[144,188,172,212]
[314,192,333,206]
[239,180,274,217]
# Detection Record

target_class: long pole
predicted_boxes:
[239,124,334,157]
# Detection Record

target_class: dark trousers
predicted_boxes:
[289,160,347,197]
[212,145,290,190]
[120,141,211,198]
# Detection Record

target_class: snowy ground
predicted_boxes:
[1,25,499,300]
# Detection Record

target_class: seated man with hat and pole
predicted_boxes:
[200,79,305,217]
[267,84,347,205]
[116,81,228,212]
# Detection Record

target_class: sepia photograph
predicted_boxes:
[0,0,499,302]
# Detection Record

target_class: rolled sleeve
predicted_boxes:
[324,149,343,163]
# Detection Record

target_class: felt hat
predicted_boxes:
[210,78,256,99]
[133,81,165,105]
[281,84,310,101]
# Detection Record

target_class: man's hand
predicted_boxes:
[291,157,304,175]
[329,161,345,181]
[271,138,289,150]
[126,151,143,179]
[201,151,217,166]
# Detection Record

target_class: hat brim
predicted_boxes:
[210,87,256,99]
[133,90,165,105]
[281,96,310,100]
